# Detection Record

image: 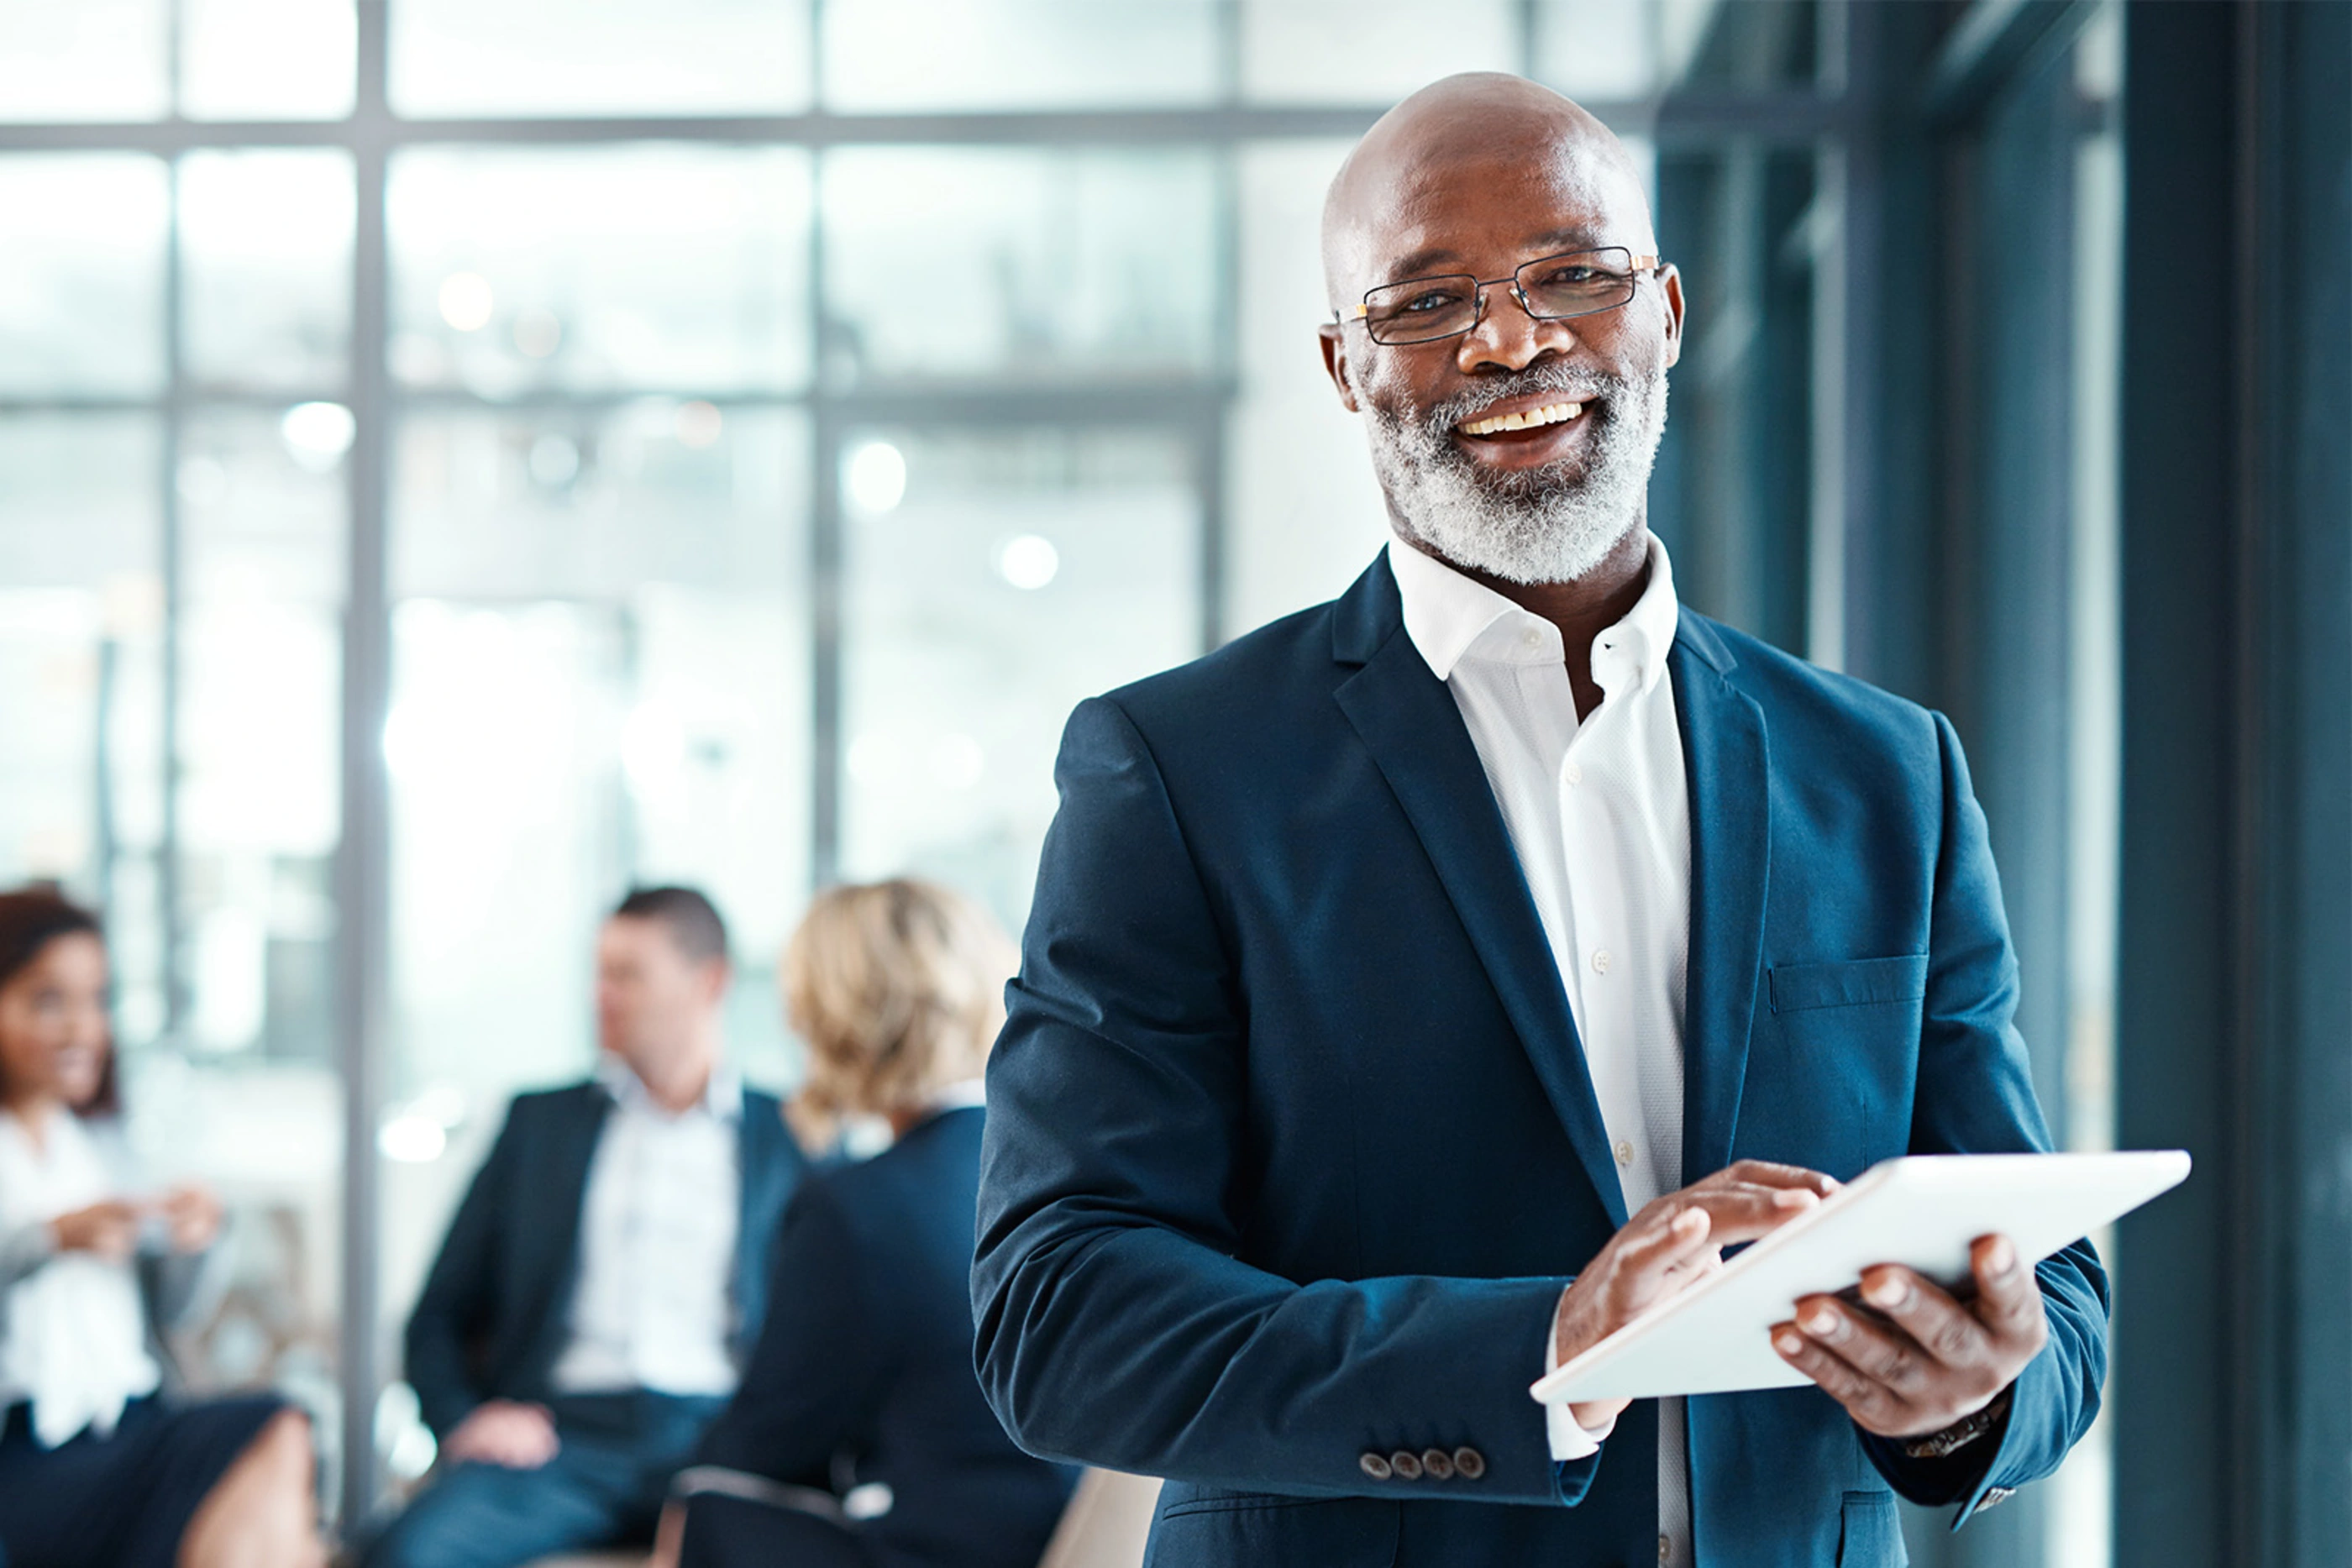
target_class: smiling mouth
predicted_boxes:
[1457,401,1585,438]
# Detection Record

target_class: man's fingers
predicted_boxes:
[1970,1235,2049,1345]
[1855,1266,1993,1371]
[1770,1322,1910,1432]
[1792,1294,1935,1395]
[1677,1183,1824,1245]
[1718,1160,1842,1197]
[1610,1207,1714,1287]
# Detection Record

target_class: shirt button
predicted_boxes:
[1564,762,1583,786]
[1615,1140,1634,1167]
[1591,948,1610,974]
[1522,628,1543,650]
[1660,1534,1672,1560]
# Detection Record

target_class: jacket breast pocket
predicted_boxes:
[1768,954,1929,1014]
[1837,1488,1908,1566]
[1146,1489,1399,1568]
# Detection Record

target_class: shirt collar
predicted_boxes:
[1387,531,1681,698]
[595,1052,743,1121]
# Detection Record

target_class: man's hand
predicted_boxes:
[1552,1160,1840,1430]
[1772,1233,2047,1441]
[646,1501,685,1568]
[442,1400,561,1469]
[158,1184,224,1254]
[50,1200,141,1261]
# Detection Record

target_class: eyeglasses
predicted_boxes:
[1336,246,1663,345]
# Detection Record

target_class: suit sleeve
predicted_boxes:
[1864,711,2112,1520]
[405,1100,522,1438]
[972,696,1592,1508]
[696,1180,888,1487]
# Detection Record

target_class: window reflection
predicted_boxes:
[389,0,812,117]
[180,0,356,121]
[1241,0,1517,104]
[0,0,169,122]
[822,0,1219,111]
[181,151,355,392]
[388,148,812,395]
[821,148,1218,382]
[0,155,168,396]
[1649,141,1820,653]
[839,426,1200,927]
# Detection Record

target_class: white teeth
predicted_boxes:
[1460,401,1583,437]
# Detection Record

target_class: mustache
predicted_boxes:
[1420,365,1631,438]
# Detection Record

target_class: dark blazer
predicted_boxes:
[972,553,2109,1568]
[406,1078,805,1437]
[694,1107,1074,1568]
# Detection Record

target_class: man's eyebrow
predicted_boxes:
[1375,228,1610,287]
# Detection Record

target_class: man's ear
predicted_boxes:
[1657,264,1686,371]
[1317,324,1362,412]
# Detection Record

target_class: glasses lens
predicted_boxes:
[1361,275,1479,343]
[1517,249,1637,320]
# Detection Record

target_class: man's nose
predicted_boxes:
[1455,286,1579,374]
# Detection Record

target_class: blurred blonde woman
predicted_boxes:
[655,880,1075,1568]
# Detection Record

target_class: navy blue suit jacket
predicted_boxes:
[696,1108,1075,1568]
[972,554,2108,1568]
[405,1079,806,1437]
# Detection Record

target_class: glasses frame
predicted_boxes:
[1335,246,1666,345]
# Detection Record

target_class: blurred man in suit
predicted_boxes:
[368,886,806,1568]
[973,73,2107,1568]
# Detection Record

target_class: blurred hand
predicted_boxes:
[647,1501,685,1568]
[1552,1160,1840,1431]
[158,1183,224,1254]
[1772,1232,2047,1440]
[50,1200,141,1261]
[442,1401,560,1469]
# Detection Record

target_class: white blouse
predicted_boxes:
[0,1108,160,1447]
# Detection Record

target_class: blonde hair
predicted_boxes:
[784,878,1016,1125]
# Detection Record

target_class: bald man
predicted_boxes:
[974,74,2106,1568]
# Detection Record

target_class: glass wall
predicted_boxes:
[8,0,2082,1539]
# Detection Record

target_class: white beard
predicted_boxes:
[1362,361,1669,586]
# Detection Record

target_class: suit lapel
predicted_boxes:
[1670,622,1770,1185]
[1335,617,1630,1228]
[530,1084,612,1340]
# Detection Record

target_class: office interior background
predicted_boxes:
[0,1,2344,1563]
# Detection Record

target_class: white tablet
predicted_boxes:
[1529,1149,2190,1407]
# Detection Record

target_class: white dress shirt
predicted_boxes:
[0,1108,162,1446]
[1389,532,1694,1564]
[550,1057,745,1398]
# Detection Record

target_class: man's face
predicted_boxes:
[595,916,722,1078]
[1320,133,1685,585]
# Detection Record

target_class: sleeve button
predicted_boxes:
[1420,1448,1454,1481]
[1452,1447,1486,1480]
[1358,1451,1392,1481]
[1389,1450,1423,1481]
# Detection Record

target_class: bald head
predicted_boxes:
[1322,72,1655,315]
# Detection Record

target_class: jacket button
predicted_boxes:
[1453,1446,1486,1480]
[1357,1451,1392,1481]
[1389,1450,1423,1481]
[1420,1448,1454,1480]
